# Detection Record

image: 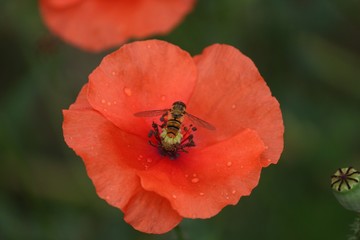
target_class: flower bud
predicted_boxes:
[331,167,360,213]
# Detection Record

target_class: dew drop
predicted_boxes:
[240,165,244,169]
[231,104,236,109]
[227,161,232,167]
[123,87,132,96]
[107,102,112,106]
[199,192,205,196]
[191,178,200,183]
[185,174,189,178]
[192,173,197,177]
[113,101,117,105]
[137,155,143,160]
[101,99,106,104]
[172,194,177,199]
[146,158,153,163]
[111,71,116,76]
[232,190,236,194]
[160,95,166,101]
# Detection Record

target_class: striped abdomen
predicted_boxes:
[166,114,184,138]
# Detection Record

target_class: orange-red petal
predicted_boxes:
[42,0,82,9]
[138,128,265,218]
[63,87,183,233]
[188,44,284,166]
[87,39,197,137]
[124,188,182,234]
[39,0,195,52]
[63,108,138,211]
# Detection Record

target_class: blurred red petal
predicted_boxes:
[39,0,195,52]
[139,128,265,218]
[188,44,284,166]
[42,0,82,9]
[87,40,197,137]
[124,189,182,234]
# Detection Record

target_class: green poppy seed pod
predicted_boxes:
[331,167,360,213]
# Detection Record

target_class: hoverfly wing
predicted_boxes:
[185,112,216,130]
[134,109,169,117]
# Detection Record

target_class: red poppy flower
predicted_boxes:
[63,40,284,233]
[39,0,195,52]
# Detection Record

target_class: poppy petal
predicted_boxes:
[123,0,195,38]
[41,0,82,9]
[138,128,265,218]
[63,88,167,210]
[124,188,182,234]
[39,0,195,52]
[188,44,284,166]
[87,40,197,136]
[63,92,182,233]
[63,108,142,210]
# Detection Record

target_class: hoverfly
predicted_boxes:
[134,101,215,158]
[134,101,215,137]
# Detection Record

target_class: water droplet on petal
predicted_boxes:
[101,99,106,104]
[146,158,152,163]
[123,87,132,96]
[191,178,200,183]
[113,101,117,105]
[107,102,111,106]
[193,173,197,177]
[161,95,166,101]
[172,194,177,199]
[227,161,232,167]
[240,165,244,169]
[231,104,236,109]
[185,174,189,178]
[232,190,236,194]
[111,71,116,76]
[199,192,205,196]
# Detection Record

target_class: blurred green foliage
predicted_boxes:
[1,0,360,239]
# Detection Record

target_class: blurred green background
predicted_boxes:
[1,0,360,239]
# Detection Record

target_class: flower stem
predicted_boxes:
[174,225,185,240]
[348,214,360,240]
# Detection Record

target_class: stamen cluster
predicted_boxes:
[148,116,197,159]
